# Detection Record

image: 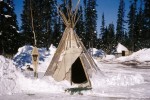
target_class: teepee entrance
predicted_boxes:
[71,58,87,84]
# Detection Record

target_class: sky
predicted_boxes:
[14,0,140,35]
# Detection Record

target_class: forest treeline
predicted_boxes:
[0,0,150,55]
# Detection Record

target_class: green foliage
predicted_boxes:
[127,0,150,51]
[0,0,20,55]
[143,0,150,43]
[100,13,105,39]
[76,6,86,45]
[101,24,116,54]
[84,0,98,48]
[21,0,57,48]
[116,0,125,43]
[127,0,137,51]
[52,16,62,47]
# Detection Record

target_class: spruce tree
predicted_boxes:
[21,0,56,48]
[85,0,98,48]
[116,0,125,43]
[143,0,150,47]
[21,0,33,45]
[0,0,19,55]
[41,0,57,48]
[98,13,106,51]
[76,6,86,45]
[101,23,115,54]
[108,23,115,49]
[134,0,144,50]
[102,27,108,52]
[52,16,62,47]
[100,13,105,39]
[127,0,137,51]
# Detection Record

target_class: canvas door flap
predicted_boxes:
[53,60,66,81]
[64,48,82,72]
[53,48,82,81]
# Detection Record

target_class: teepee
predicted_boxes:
[45,0,101,87]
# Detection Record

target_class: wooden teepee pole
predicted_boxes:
[30,0,39,78]
[30,0,37,46]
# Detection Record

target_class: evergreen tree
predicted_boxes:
[83,0,87,8]
[21,0,56,48]
[102,27,108,52]
[21,0,32,45]
[102,23,115,54]
[0,0,19,55]
[143,0,150,47]
[52,16,62,47]
[134,0,144,50]
[42,0,57,48]
[76,6,86,45]
[116,0,125,43]
[85,0,98,48]
[98,13,105,51]
[100,12,105,39]
[82,0,87,47]
[108,23,115,45]
[127,0,137,51]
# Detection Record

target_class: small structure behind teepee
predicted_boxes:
[44,0,102,87]
[115,43,130,57]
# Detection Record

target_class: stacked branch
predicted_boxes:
[57,0,81,28]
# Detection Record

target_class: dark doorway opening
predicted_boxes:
[122,51,125,56]
[71,58,88,84]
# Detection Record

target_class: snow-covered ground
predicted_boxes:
[0,45,150,100]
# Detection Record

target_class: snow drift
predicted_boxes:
[0,45,149,96]
[0,55,19,95]
[88,48,105,57]
[116,48,150,63]
[13,44,56,68]
[0,55,71,95]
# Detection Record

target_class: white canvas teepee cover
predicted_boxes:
[53,45,82,81]
[44,0,102,87]
[45,27,100,86]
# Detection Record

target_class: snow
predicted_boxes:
[4,15,12,18]
[116,48,150,63]
[88,48,105,57]
[116,43,129,53]
[1,45,150,99]
[102,55,115,61]
[13,44,56,69]
[10,25,16,29]
[17,74,71,94]
[0,54,71,95]
[0,55,20,95]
